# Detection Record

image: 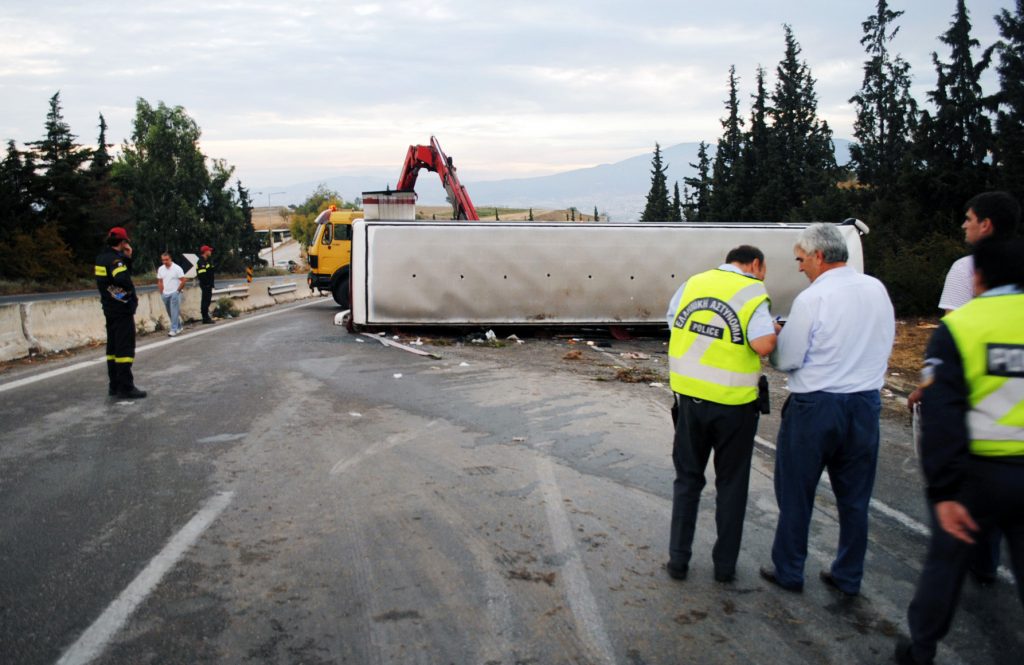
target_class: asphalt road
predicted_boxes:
[0,299,1021,664]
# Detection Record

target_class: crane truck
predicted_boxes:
[306,136,477,306]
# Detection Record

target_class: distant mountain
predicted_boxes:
[269,140,852,222]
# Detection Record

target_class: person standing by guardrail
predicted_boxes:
[197,244,215,324]
[156,252,187,337]
[95,227,146,399]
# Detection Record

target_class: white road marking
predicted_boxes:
[0,299,323,394]
[754,434,1015,585]
[55,490,234,665]
[536,455,617,665]
[330,422,437,476]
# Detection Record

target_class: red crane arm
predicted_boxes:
[395,136,479,220]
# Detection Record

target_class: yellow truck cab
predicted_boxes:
[306,206,364,306]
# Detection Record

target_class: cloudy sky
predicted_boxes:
[0,1,1013,191]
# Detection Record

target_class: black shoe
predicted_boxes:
[714,569,736,583]
[759,566,803,592]
[819,570,858,597]
[894,637,932,665]
[202,319,215,324]
[116,387,147,399]
[969,567,996,587]
[665,561,688,580]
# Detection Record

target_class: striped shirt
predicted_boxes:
[938,256,974,312]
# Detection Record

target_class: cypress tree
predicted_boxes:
[916,0,995,225]
[849,0,918,192]
[640,143,671,221]
[27,92,98,265]
[670,181,683,222]
[740,67,770,221]
[764,25,837,222]
[709,66,745,221]
[993,0,1024,205]
[683,142,712,221]
[593,205,599,221]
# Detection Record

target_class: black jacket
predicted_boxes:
[95,246,137,315]
[196,257,215,288]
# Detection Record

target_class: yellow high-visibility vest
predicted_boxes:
[943,293,1024,456]
[668,269,769,405]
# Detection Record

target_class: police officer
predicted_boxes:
[896,236,1024,665]
[665,245,777,583]
[196,244,215,324]
[95,227,146,399]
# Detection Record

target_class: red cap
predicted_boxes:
[200,245,213,253]
[108,227,130,241]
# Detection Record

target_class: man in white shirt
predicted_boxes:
[759,223,895,597]
[156,252,187,336]
[938,191,1020,313]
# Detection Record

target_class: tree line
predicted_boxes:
[0,94,262,284]
[640,0,1024,314]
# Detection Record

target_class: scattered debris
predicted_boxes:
[349,412,362,418]
[507,569,557,586]
[485,329,497,341]
[620,352,650,360]
[506,334,524,344]
[393,373,403,379]
[361,332,442,359]
[615,367,662,383]
[459,361,470,367]
[355,338,365,343]
[512,436,526,443]
[649,382,664,388]
[563,350,584,361]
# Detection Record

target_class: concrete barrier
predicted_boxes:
[2,276,317,363]
[24,298,107,353]
[0,304,31,362]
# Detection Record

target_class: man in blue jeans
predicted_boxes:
[156,252,187,337]
[759,223,895,596]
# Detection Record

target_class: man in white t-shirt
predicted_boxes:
[156,252,187,336]
[927,191,1021,589]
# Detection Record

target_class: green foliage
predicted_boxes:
[849,0,918,191]
[289,184,348,246]
[214,296,239,318]
[640,143,671,221]
[994,0,1024,205]
[683,142,712,221]
[709,66,745,220]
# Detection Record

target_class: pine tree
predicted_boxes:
[739,67,770,221]
[683,142,712,221]
[0,141,40,242]
[993,0,1024,205]
[593,205,599,221]
[849,0,918,191]
[639,143,671,221]
[763,25,837,222]
[528,207,534,221]
[670,182,683,222]
[709,66,745,220]
[27,92,98,265]
[916,0,995,224]
[91,114,112,178]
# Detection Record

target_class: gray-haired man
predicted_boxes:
[759,223,895,596]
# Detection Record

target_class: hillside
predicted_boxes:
[263,140,852,222]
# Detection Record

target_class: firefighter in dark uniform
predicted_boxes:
[196,244,215,324]
[896,236,1024,665]
[95,227,146,399]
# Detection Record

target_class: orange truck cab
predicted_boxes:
[306,206,364,306]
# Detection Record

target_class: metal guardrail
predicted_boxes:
[211,285,249,299]
[267,283,297,296]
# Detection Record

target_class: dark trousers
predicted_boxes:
[907,458,1024,663]
[770,390,881,593]
[669,394,759,576]
[200,285,213,321]
[104,312,136,393]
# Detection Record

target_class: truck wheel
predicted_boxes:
[332,274,350,307]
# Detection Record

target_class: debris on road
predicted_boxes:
[563,350,584,361]
[361,332,442,359]
[615,367,662,383]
